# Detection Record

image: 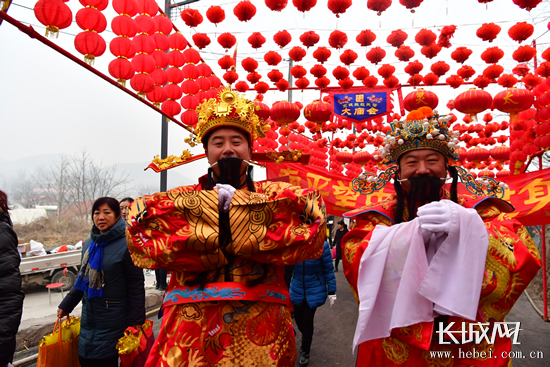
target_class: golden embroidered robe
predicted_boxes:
[342,192,541,367]
[126,177,326,366]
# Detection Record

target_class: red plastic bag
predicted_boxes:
[117,320,155,367]
[331,246,336,259]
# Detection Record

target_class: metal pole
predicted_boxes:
[287,59,293,102]
[539,156,548,320]
[160,0,172,192]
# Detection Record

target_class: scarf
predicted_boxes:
[74,241,109,298]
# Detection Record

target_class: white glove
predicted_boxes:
[417,201,452,234]
[215,184,236,213]
[328,294,337,307]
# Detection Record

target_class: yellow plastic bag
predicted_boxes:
[117,319,154,367]
[37,316,80,367]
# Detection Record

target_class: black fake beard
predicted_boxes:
[405,175,445,220]
[216,157,247,188]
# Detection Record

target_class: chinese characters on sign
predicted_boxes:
[333,92,388,120]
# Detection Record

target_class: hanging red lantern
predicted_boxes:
[75,7,107,34]
[241,57,258,73]
[218,32,237,51]
[367,0,391,15]
[247,72,262,84]
[289,46,307,62]
[404,88,438,111]
[327,0,352,17]
[33,0,73,38]
[109,1,138,87]
[310,64,327,78]
[522,73,543,90]
[180,8,203,27]
[404,60,423,76]
[264,51,282,66]
[353,66,370,80]
[108,58,135,87]
[454,89,493,119]
[421,44,442,59]
[183,48,201,64]
[356,29,376,47]
[329,30,348,49]
[423,73,439,86]
[513,0,543,11]
[493,88,534,121]
[466,147,490,163]
[491,146,510,161]
[415,28,437,47]
[408,74,423,87]
[182,64,199,80]
[384,75,400,88]
[161,100,181,117]
[457,65,476,81]
[304,100,333,128]
[340,49,358,66]
[253,99,271,121]
[512,45,536,62]
[483,64,504,81]
[513,63,531,77]
[276,79,290,92]
[248,32,266,49]
[254,81,270,94]
[430,61,450,77]
[395,46,414,62]
[387,30,408,48]
[206,5,225,26]
[315,76,330,89]
[476,23,501,42]
[438,25,456,48]
[332,66,350,80]
[377,64,395,79]
[363,75,378,88]
[290,65,307,79]
[497,74,519,88]
[473,75,491,89]
[268,69,284,83]
[366,47,386,65]
[451,46,473,64]
[266,0,288,11]
[339,77,354,90]
[300,31,320,48]
[313,47,331,63]
[446,75,464,89]
[223,70,239,84]
[234,0,256,22]
[273,30,292,48]
[74,31,107,65]
[272,100,301,123]
[508,21,534,43]
[218,55,235,70]
[400,0,423,12]
[295,77,310,90]
[536,62,550,78]
[293,0,317,13]
[480,47,504,64]
[192,33,211,49]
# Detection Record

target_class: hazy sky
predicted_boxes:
[1,0,549,188]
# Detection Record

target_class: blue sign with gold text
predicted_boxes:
[333,92,387,121]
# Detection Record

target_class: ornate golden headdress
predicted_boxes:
[379,107,460,165]
[186,87,270,147]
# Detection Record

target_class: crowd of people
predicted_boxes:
[0,89,543,367]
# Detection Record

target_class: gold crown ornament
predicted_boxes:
[379,107,460,165]
[185,87,270,147]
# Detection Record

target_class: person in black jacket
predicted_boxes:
[58,197,145,367]
[0,191,24,367]
[333,220,349,272]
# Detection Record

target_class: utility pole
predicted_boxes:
[286,58,293,102]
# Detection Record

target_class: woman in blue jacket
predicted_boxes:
[290,241,337,366]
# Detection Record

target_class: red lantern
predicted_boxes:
[289,46,307,62]
[315,77,330,89]
[169,32,187,51]
[247,72,262,84]
[206,5,225,26]
[328,0,352,17]
[446,75,464,89]
[438,25,456,48]
[266,0,288,11]
[454,89,493,119]
[276,79,290,92]
[451,47,472,64]
[473,75,491,89]
[272,101,301,124]
[384,75,400,89]
[130,73,154,96]
[353,66,370,80]
[466,147,490,163]
[363,75,378,88]
[491,146,510,161]
[415,28,436,46]
[192,33,211,49]
[33,0,73,38]
[74,32,106,65]
[268,69,284,83]
[264,51,282,66]
[430,61,450,77]
[366,47,386,65]
[181,80,200,95]
[300,31,320,48]
[242,57,258,73]
[423,73,439,86]
[339,77,354,90]
[522,73,543,90]
[421,44,442,59]
[377,64,395,79]
[483,64,504,81]
[234,0,256,22]
[408,74,423,87]
[329,30,348,49]
[108,58,135,87]
[513,63,531,77]
[400,0,423,12]
[161,100,181,117]
[476,23,501,42]
[223,70,239,85]
[493,88,534,121]
[75,8,107,34]
[313,47,331,63]
[367,0,391,15]
[183,48,201,64]
[293,0,317,13]
[498,74,518,88]
[248,32,266,49]
[356,29,376,47]
[405,60,423,76]
[304,100,333,123]
[387,30,408,48]
[512,45,536,62]
[340,49,358,66]
[218,55,235,70]
[253,99,271,121]
[513,0,543,11]
[310,64,327,78]
[295,77,310,90]
[274,30,292,48]
[180,8,203,27]
[481,47,504,64]
[255,81,270,94]
[509,21,534,43]
[218,32,237,51]
[536,62,550,78]
[332,66,350,81]
[290,65,307,79]
[404,88,439,111]
[395,46,414,62]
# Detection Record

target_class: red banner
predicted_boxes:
[266,163,550,226]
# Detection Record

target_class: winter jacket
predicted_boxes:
[290,241,337,308]
[59,217,145,359]
[333,226,349,260]
[0,212,24,365]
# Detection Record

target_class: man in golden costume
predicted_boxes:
[342,107,541,366]
[125,89,326,366]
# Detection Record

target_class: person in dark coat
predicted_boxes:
[58,197,145,367]
[290,241,337,366]
[0,191,24,367]
[333,220,348,272]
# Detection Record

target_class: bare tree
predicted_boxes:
[10,172,42,208]
[133,183,158,197]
